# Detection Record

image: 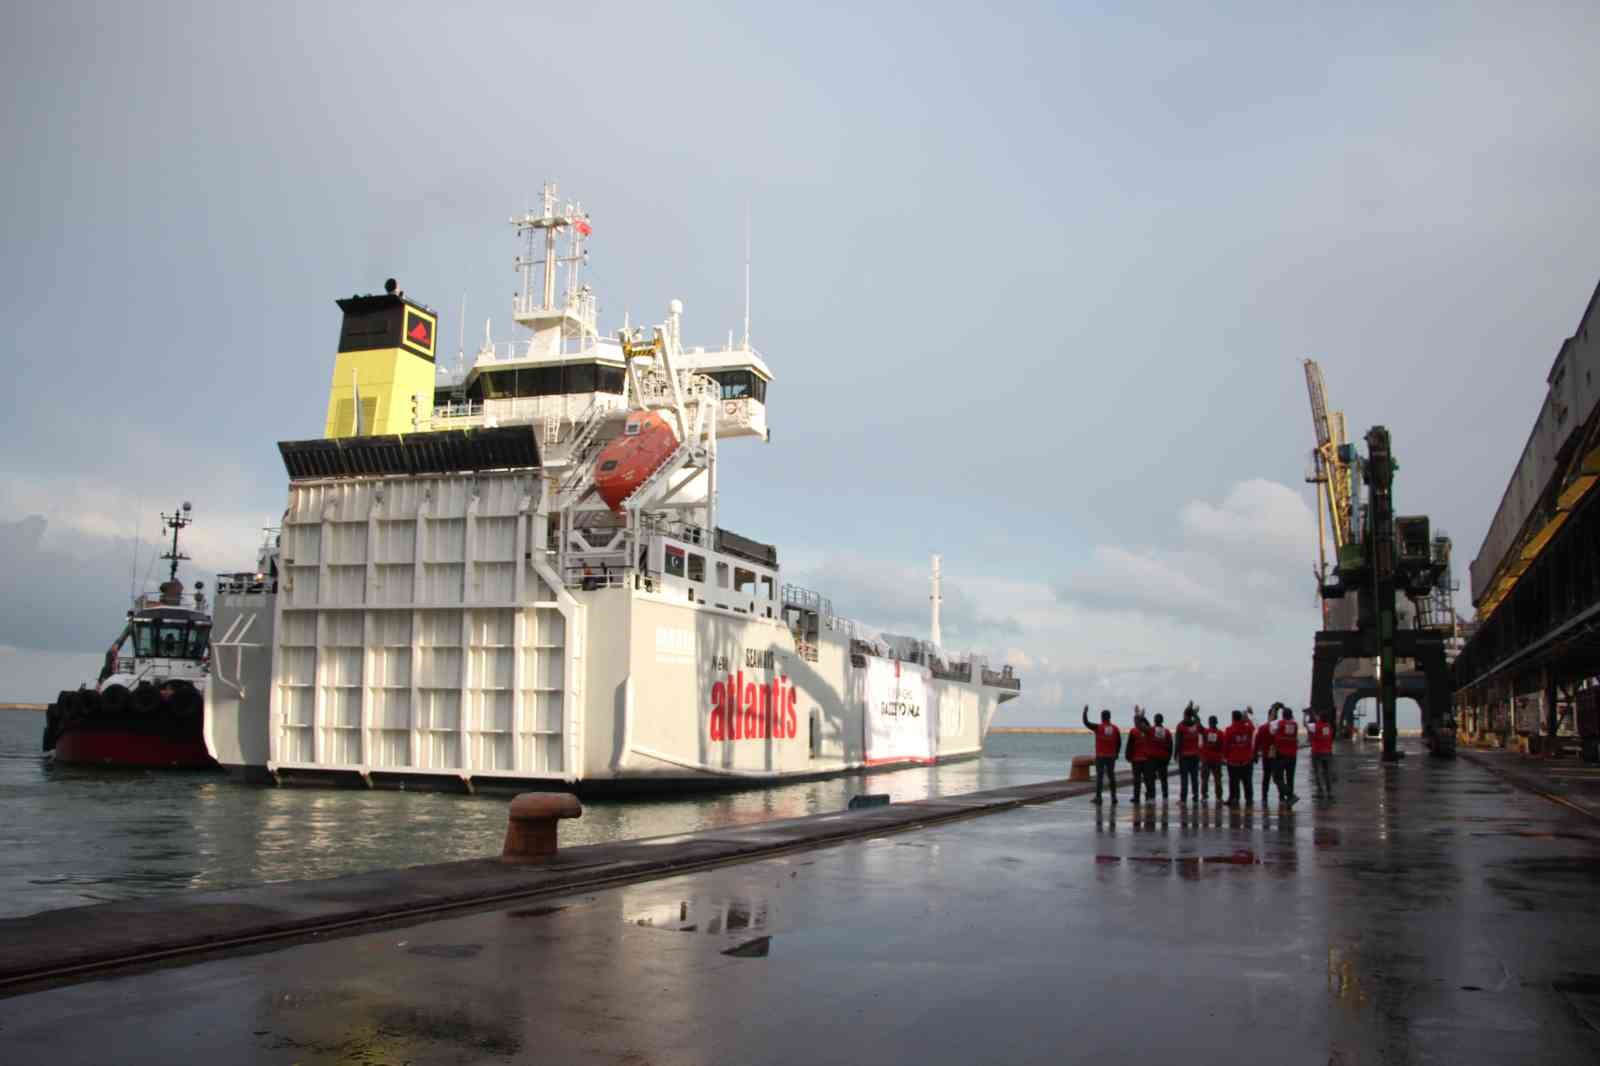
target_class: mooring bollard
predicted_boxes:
[1069,755,1094,782]
[848,793,891,810]
[500,792,583,863]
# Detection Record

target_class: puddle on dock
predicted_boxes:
[625,896,773,939]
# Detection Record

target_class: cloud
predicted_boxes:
[1054,478,1318,636]
[783,550,1023,645]
[1179,478,1318,566]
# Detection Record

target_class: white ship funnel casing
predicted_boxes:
[239,471,586,783]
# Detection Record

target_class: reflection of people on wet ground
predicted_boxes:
[1175,704,1202,803]
[1272,707,1300,806]
[1254,706,1279,805]
[1310,710,1336,798]
[1148,713,1173,802]
[1199,715,1225,802]
[1082,705,1121,805]
[1224,710,1255,806]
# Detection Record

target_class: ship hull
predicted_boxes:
[51,716,215,769]
[205,470,1018,793]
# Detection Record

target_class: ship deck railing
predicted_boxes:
[216,572,277,596]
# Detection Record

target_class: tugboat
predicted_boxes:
[43,504,215,768]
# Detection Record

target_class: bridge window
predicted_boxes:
[710,370,767,403]
[466,362,626,401]
[687,553,705,583]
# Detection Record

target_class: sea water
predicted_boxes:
[0,710,1090,919]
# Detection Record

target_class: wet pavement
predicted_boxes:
[1460,746,1600,821]
[2,744,1598,1064]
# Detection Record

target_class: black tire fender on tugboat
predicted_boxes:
[130,682,160,714]
[42,702,60,751]
[100,683,130,713]
[56,690,82,720]
[166,682,200,717]
[77,688,101,715]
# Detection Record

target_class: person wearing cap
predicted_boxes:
[1199,714,1225,802]
[1082,704,1122,805]
[1309,709,1336,798]
[1174,704,1202,803]
[1254,705,1279,806]
[1223,710,1255,806]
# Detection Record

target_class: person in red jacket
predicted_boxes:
[1082,705,1121,805]
[1199,714,1225,802]
[1174,704,1202,803]
[1125,711,1152,803]
[1309,709,1336,798]
[1223,709,1255,807]
[1272,708,1300,806]
[1147,712,1174,802]
[1253,706,1279,806]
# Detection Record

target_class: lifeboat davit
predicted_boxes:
[594,411,680,512]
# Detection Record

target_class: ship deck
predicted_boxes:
[3,746,1599,1064]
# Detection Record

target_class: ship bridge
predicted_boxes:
[428,182,771,455]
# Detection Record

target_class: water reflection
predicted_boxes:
[0,712,1088,918]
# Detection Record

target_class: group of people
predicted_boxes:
[1080,702,1338,807]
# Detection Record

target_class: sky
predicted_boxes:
[3,1,1598,725]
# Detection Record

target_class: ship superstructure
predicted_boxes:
[208,185,1019,789]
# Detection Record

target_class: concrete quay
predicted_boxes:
[3,748,1599,1065]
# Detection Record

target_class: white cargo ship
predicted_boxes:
[207,185,1020,790]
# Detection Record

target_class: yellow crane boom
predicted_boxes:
[1303,359,1353,581]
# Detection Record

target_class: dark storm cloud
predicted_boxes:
[0,516,136,654]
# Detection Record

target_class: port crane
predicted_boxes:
[1303,358,1355,592]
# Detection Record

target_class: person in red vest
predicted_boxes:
[1199,714,1225,802]
[1309,709,1336,798]
[1272,707,1300,806]
[1081,705,1122,805]
[1125,711,1152,803]
[1223,710,1256,806]
[1175,704,1202,803]
[1253,705,1279,806]
[1147,712,1174,802]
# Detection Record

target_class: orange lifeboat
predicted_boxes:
[594,411,680,512]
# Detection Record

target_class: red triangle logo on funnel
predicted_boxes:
[409,320,431,343]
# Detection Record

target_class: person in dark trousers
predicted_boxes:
[1199,714,1225,802]
[1082,704,1121,805]
[1125,711,1151,802]
[1254,705,1279,805]
[1309,709,1336,798]
[1148,712,1173,802]
[1272,707,1300,805]
[1175,704,1202,803]
[1223,710,1255,806]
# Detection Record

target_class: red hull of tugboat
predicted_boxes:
[51,723,215,769]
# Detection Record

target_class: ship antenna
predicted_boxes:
[160,503,193,584]
[457,292,467,378]
[742,209,751,350]
[930,553,943,648]
[127,498,143,606]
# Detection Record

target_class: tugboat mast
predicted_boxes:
[157,503,193,602]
